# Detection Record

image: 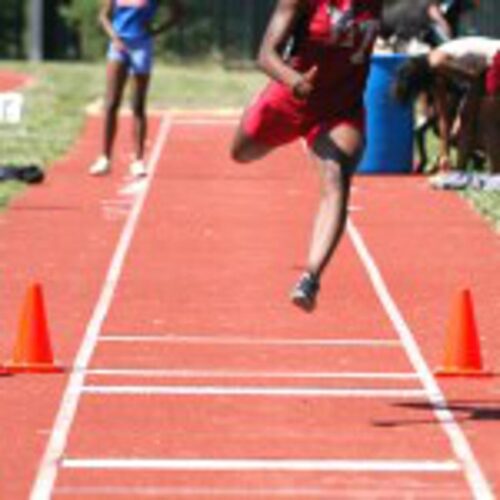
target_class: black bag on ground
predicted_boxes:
[0,165,45,184]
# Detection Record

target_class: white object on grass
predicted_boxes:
[0,93,24,124]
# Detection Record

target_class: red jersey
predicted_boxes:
[289,0,382,114]
[243,0,382,148]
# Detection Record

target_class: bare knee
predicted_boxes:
[231,141,252,164]
[105,98,121,117]
[231,132,269,164]
[312,133,362,177]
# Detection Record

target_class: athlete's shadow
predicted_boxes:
[372,400,500,428]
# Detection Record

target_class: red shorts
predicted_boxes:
[243,82,365,148]
[486,51,500,96]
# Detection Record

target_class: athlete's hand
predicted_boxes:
[436,154,453,172]
[112,37,128,53]
[291,66,318,100]
[430,153,452,173]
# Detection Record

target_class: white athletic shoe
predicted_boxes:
[89,155,111,176]
[129,159,147,178]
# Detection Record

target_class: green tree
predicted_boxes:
[0,0,25,58]
[57,0,275,61]
[59,0,105,60]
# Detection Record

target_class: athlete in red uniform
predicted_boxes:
[232,0,382,311]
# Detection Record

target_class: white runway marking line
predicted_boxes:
[87,368,419,380]
[81,385,427,398]
[49,486,389,498]
[62,458,461,473]
[53,485,462,498]
[173,118,239,126]
[347,220,494,500]
[29,113,174,500]
[98,335,400,347]
[118,178,147,197]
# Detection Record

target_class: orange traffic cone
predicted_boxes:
[435,289,492,377]
[5,283,63,374]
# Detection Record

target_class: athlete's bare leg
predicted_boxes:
[130,73,151,161]
[479,96,500,173]
[290,123,363,311]
[103,60,129,159]
[306,124,364,278]
[231,113,274,163]
[455,80,483,171]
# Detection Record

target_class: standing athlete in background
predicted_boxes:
[232,0,382,311]
[89,0,183,178]
[380,0,452,49]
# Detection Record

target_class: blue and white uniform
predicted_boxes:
[108,0,158,74]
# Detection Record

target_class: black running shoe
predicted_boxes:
[290,273,320,312]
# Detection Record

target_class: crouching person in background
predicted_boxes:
[393,36,500,174]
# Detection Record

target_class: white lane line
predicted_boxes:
[53,485,462,498]
[81,385,426,398]
[87,368,419,380]
[173,118,239,126]
[50,487,364,498]
[52,487,335,498]
[62,458,460,473]
[98,335,400,347]
[118,178,148,197]
[49,486,367,498]
[169,107,242,116]
[29,114,173,500]
[347,220,494,500]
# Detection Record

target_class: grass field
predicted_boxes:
[0,60,499,230]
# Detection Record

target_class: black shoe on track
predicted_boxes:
[290,272,320,312]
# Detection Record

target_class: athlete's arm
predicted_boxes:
[258,0,316,99]
[99,0,126,51]
[433,75,453,167]
[427,2,452,42]
[149,0,185,36]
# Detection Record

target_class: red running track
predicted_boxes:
[1,113,499,499]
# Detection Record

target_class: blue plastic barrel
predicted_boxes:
[357,53,414,174]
